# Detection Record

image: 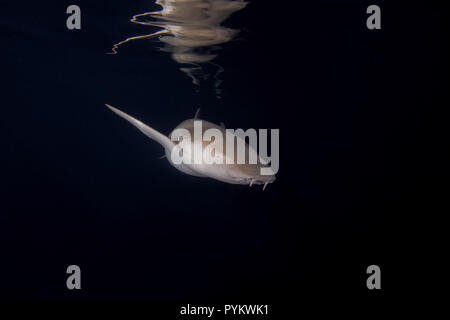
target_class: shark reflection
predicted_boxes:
[110,0,248,96]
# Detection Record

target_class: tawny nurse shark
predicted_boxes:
[106,104,276,190]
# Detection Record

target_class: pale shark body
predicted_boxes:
[106,104,276,189]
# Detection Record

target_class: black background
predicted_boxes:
[0,0,446,315]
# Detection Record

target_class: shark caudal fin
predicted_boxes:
[106,104,174,151]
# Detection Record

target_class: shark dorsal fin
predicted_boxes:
[194,107,201,119]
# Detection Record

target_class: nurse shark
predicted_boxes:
[106,104,276,189]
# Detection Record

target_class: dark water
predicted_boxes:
[0,0,446,311]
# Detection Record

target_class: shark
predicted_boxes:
[106,104,276,190]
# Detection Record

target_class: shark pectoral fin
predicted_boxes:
[106,104,175,151]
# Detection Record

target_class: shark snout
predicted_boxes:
[247,174,276,190]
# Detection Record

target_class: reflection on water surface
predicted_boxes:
[110,0,248,97]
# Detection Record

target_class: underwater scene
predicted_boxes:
[0,0,446,315]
